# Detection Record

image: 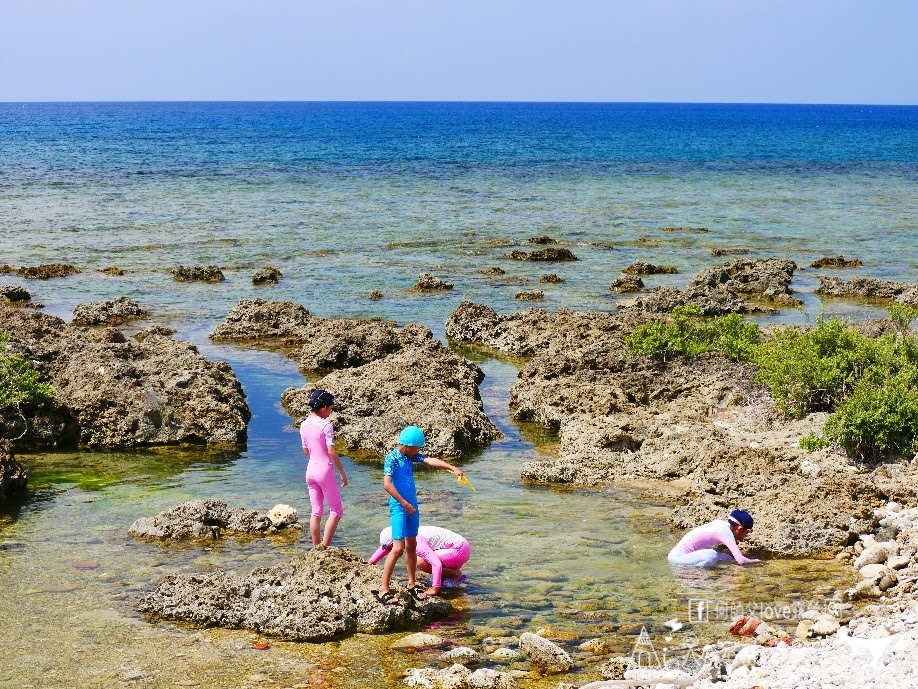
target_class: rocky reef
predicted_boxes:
[128,500,301,539]
[171,265,225,282]
[815,276,918,306]
[138,547,451,641]
[0,304,250,449]
[71,296,148,325]
[211,299,502,458]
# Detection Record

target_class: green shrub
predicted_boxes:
[752,316,873,417]
[625,305,760,361]
[0,333,54,410]
[888,302,918,335]
[799,432,830,452]
[824,366,918,459]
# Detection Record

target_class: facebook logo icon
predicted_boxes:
[688,599,709,622]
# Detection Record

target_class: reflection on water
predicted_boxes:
[0,350,856,688]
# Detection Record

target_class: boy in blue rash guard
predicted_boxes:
[375,425,463,604]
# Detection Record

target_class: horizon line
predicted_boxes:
[1,99,916,107]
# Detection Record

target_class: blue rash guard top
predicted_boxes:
[383,448,424,508]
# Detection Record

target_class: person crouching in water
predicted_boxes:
[375,425,463,604]
[368,525,471,595]
[300,389,348,547]
[668,509,761,566]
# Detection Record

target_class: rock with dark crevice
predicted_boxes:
[171,265,225,283]
[0,285,30,303]
[509,248,578,262]
[18,264,80,279]
[623,262,678,275]
[414,273,454,291]
[72,296,148,326]
[128,499,301,539]
[609,274,644,293]
[815,276,918,306]
[810,256,863,269]
[0,441,27,499]
[252,267,282,285]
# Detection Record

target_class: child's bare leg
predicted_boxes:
[321,513,341,546]
[309,515,322,546]
[380,540,404,594]
[405,536,418,589]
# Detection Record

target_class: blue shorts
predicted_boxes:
[390,501,420,540]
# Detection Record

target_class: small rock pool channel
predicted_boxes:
[0,339,855,689]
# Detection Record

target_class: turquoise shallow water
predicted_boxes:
[0,102,915,686]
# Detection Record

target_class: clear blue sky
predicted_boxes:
[1,0,916,104]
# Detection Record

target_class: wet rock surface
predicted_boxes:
[509,248,578,261]
[128,500,302,539]
[810,256,863,269]
[446,299,916,556]
[514,290,543,301]
[609,274,644,293]
[815,276,918,306]
[138,547,451,640]
[414,273,454,291]
[212,300,502,458]
[539,273,564,283]
[171,265,225,282]
[0,284,31,303]
[72,296,148,325]
[251,267,282,285]
[625,258,799,314]
[282,336,502,459]
[17,263,80,279]
[710,247,749,257]
[0,441,27,498]
[0,304,250,449]
[622,261,678,275]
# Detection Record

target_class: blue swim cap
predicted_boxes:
[729,509,754,530]
[399,425,426,447]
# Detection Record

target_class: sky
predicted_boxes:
[1,0,916,104]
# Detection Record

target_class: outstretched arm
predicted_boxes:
[720,532,760,565]
[422,456,463,477]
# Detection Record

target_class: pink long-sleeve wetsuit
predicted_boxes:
[668,519,746,566]
[300,414,342,518]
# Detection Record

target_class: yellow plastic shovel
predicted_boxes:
[458,474,477,491]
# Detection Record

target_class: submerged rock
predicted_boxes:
[251,266,282,285]
[519,632,573,673]
[128,500,302,539]
[171,265,225,282]
[0,304,250,449]
[816,276,918,306]
[138,547,451,640]
[711,247,749,257]
[622,262,678,275]
[811,256,863,269]
[17,263,80,279]
[414,273,454,291]
[72,296,148,325]
[528,236,558,245]
[509,248,578,261]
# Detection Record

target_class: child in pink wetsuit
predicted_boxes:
[668,509,761,567]
[300,389,348,547]
[369,525,470,594]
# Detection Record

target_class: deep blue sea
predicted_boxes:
[0,103,917,685]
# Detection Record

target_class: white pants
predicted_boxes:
[668,548,733,567]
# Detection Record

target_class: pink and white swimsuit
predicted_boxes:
[369,525,471,588]
[300,414,342,518]
[668,519,745,566]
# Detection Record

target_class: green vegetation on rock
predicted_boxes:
[627,308,918,460]
[0,333,54,411]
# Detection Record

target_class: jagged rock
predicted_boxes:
[72,296,147,325]
[133,326,177,341]
[515,291,543,301]
[539,274,564,283]
[662,226,708,233]
[711,248,749,256]
[478,267,505,275]
[609,274,644,293]
[518,632,572,673]
[414,274,454,291]
[599,657,631,680]
[509,248,577,261]
[252,267,282,285]
[138,547,451,640]
[811,256,863,269]
[439,647,484,665]
[0,285,30,303]
[96,266,129,275]
[0,304,249,449]
[622,262,678,275]
[128,500,300,539]
[854,544,892,570]
[369,290,383,300]
[0,441,27,499]
[171,265,225,282]
[816,276,918,306]
[210,299,313,347]
[282,338,502,459]
[528,236,558,244]
[17,264,80,279]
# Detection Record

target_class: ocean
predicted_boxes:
[0,102,916,686]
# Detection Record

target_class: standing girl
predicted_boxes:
[300,389,348,547]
